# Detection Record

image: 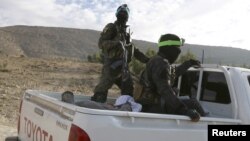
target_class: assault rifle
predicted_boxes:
[120,27,133,82]
[111,25,133,83]
[119,39,129,82]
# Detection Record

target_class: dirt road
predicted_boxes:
[0,124,16,141]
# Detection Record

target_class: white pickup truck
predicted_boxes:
[5,64,250,141]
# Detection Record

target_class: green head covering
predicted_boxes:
[158,34,184,48]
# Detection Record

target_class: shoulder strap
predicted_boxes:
[140,66,151,88]
[115,24,126,42]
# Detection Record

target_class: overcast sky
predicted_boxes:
[0,0,250,50]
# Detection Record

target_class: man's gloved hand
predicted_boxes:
[188,59,201,67]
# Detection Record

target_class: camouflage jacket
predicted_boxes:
[98,21,149,65]
[142,53,192,97]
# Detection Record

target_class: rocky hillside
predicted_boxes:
[0,25,250,65]
[0,26,100,59]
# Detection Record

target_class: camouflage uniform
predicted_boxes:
[92,21,149,103]
[134,33,204,122]
[141,53,193,114]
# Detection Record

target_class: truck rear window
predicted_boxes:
[200,72,231,104]
[178,71,200,98]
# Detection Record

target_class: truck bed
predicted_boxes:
[27,89,240,122]
[15,90,241,141]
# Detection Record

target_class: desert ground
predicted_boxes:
[0,56,119,140]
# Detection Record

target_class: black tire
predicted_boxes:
[5,136,18,141]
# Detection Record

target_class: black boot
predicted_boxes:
[177,107,200,122]
[186,109,200,122]
[91,92,107,103]
[182,99,208,116]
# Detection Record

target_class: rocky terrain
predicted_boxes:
[0,56,119,140]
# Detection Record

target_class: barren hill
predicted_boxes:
[1,25,250,66]
[0,26,100,59]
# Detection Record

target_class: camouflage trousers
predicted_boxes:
[92,64,133,103]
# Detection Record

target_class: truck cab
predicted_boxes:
[174,64,250,122]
